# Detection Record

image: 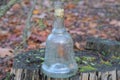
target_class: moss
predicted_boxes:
[35,56,44,60]
[81,56,96,62]
[26,59,30,63]
[4,73,11,80]
[111,56,120,60]
[39,49,45,53]
[79,65,97,72]
[100,60,112,66]
[101,51,108,56]
[75,57,81,62]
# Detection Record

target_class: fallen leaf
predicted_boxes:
[33,9,40,15]
[39,31,49,37]
[77,31,85,35]
[43,0,52,8]
[81,17,92,22]
[87,29,97,35]
[89,22,97,28]
[40,42,46,47]
[65,3,76,9]
[110,20,118,25]
[12,3,21,11]
[0,30,9,41]
[110,20,120,26]
[27,44,36,49]
[30,34,46,42]
[75,42,81,50]
[99,32,108,38]
[0,48,14,58]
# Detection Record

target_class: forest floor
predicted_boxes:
[0,0,120,79]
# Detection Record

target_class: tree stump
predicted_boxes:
[86,37,120,56]
[10,48,120,80]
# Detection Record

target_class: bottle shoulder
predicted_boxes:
[46,32,73,44]
[48,32,72,39]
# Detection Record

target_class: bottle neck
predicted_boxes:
[52,15,66,34]
[54,16,64,28]
[52,1,66,34]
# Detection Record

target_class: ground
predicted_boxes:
[0,0,120,79]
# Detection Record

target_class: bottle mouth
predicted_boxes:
[54,0,64,17]
[54,8,64,17]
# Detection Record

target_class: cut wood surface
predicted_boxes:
[118,71,120,80]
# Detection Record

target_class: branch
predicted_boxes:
[22,0,37,46]
[14,0,37,53]
[0,0,19,18]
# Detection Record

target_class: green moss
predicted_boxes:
[39,49,45,53]
[35,56,44,60]
[101,51,108,56]
[82,56,96,62]
[75,57,81,62]
[79,65,97,72]
[26,59,30,63]
[38,19,46,30]
[4,73,11,80]
[111,56,120,60]
[17,60,20,62]
[101,60,112,66]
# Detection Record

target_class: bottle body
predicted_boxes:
[42,31,78,78]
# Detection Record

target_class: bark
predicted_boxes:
[11,68,120,80]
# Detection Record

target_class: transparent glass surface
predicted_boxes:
[41,0,78,78]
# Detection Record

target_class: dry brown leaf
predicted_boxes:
[75,43,84,50]
[76,31,85,35]
[40,42,46,48]
[69,30,77,34]
[40,31,48,37]
[12,3,21,11]
[89,22,97,28]
[65,3,76,9]
[99,32,108,38]
[0,48,14,58]
[110,20,120,26]
[81,17,92,22]
[110,20,117,25]
[27,44,36,49]
[0,30,9,41]
[87,29,97,35]
[75,42,81,50]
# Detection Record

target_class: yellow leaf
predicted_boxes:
[33,9,40,15]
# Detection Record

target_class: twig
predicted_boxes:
[14,0,37,54]
[23,0,37,44]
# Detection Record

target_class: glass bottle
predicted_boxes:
[41,0,78,78]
